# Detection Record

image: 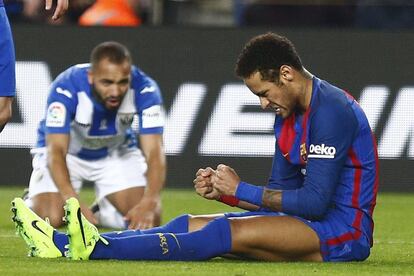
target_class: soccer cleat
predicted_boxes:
[11,198,62,258]
[64,197,108,260]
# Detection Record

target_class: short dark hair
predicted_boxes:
[90,41,132,69]
[235,33,303,82]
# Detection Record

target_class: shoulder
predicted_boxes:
[48,64,90,110]
[312,80,356,123]
[51,64,89,97]
[51,64,90,95]
[130,65,159,92]
[129,65,163,110]
[54,64,89,84]
[308,79,358,140]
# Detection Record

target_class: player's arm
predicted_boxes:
[214,103,357,220]
[205,141,303,211]
[46,133,75,199]
[126,74,166,228]
[46,132,98,224]
[125,133,166,229]
[278,111,356,219]
[257,141,305,211]
[0,97,13,133]
[267,142,304,190]
[139,133,166,201]
[43,76,98,223]
[193,167,259,210]
[43,78,76,200]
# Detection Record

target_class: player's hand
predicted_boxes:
[45,0,69,20]
[193,167,220,200]
[80,201,98,225]
[124,196,161,230]
[211,164,240,196]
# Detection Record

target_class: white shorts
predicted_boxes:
[28,147,147,201]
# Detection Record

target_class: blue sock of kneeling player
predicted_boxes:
[90,216,232,261]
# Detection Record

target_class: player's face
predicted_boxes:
[88,58,131,110]
[244,70,298,119]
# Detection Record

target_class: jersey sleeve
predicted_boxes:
[282,101,357,220]
[44,73,77,135]
[267,142,304,190]
[132,69,165,135]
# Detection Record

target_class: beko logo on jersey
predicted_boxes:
[308,144,336,159]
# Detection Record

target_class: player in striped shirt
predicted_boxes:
[24,41,166,230]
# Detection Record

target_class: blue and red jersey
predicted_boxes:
[267,76,378,245]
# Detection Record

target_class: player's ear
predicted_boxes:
[279,65,293,81]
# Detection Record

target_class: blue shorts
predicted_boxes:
[224,211,371,262]
[0,7,16,97]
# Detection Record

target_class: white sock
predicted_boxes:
[95,197,127,229]
[24,197,33,209]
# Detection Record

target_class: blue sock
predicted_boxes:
[102,230,142,238]
[100,214,189,238]
[52,230,144,254]
[52,230,68,255]
[141,214,189,234]
[90,216,232,261]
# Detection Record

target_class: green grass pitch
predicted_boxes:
[0,186,413,275]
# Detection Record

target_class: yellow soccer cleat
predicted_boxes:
[11,198,62,258]
[64,197,108,260]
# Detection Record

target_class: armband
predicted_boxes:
[235,181,264,206]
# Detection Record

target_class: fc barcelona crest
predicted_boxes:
[300,143,308,162]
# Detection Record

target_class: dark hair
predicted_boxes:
[235,33,303,82]
[90,41,132,69]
